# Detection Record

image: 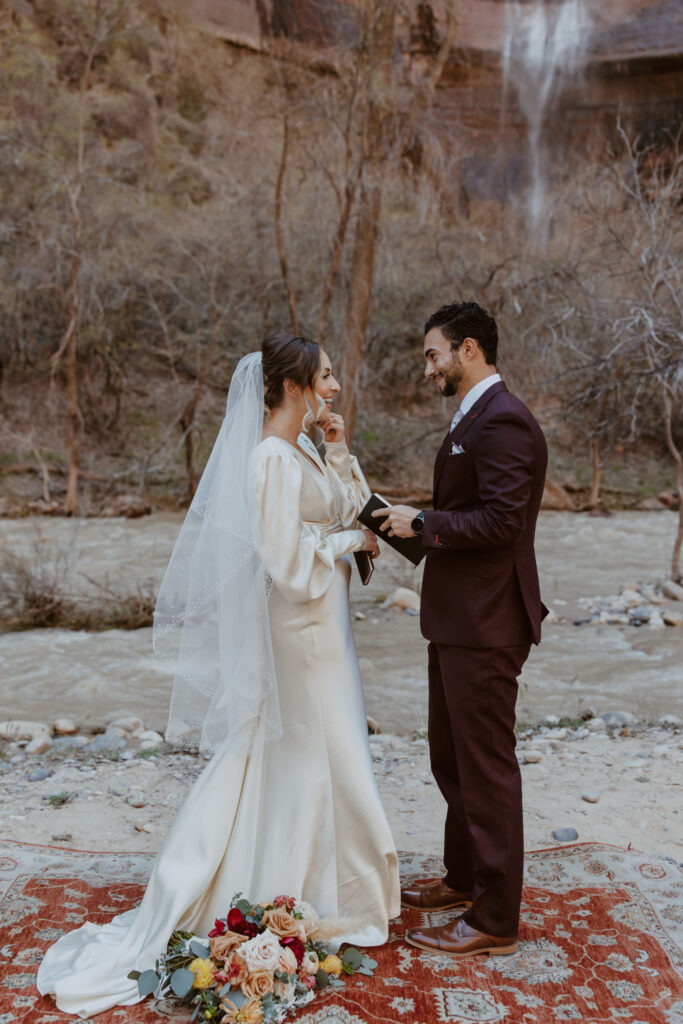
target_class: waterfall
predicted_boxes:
[501,0,594,224]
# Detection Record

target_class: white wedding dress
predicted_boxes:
[37,435,400,1019]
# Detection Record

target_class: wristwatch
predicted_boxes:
[411,511,425,535]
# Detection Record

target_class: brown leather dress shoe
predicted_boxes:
[400,879,473,911]
[406,917,517,958]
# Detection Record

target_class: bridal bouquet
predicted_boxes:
[128,893,378,1023]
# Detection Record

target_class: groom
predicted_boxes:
[374,301,547,958]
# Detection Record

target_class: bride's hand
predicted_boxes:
[360,528,380,558]
[317,407,346,443]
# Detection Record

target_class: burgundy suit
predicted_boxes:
[420,380,547,937]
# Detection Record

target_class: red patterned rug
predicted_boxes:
[1,841,681,1023]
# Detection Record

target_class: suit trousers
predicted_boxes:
[428,641,531,937]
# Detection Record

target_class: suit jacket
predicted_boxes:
[420,381,548,648]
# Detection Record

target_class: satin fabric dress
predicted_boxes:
[37,436,400,1019]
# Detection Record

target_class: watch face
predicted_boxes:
[411,516,424,533]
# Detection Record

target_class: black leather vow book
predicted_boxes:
[353,550,374,586]
[358,494,426,567]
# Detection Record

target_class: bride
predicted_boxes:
[37,333,400,1018]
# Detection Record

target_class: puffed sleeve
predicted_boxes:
[324,440,371,525]
[252,446,366,603]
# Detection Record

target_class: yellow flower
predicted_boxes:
[188,957,215,990]
[321,954,343,977]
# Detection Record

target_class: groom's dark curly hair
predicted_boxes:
[424,301,498,366]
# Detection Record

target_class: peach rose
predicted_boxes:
[240,968,274,1001]
[274,978,296,1001]
[210,930,247,964]
[278,947,298,975]
[262,907,305,940]
[225,952,249,987]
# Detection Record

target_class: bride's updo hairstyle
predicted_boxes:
[262,333,321,412]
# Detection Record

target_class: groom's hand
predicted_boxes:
[372,505,419,538]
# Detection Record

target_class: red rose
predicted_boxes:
[281,937,305,965]
[208,918,227,938]
[227,908,245,931]
[242,921,259,939]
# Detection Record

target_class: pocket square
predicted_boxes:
[451,443,466,455]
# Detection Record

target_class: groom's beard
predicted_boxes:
[437,351,464,397]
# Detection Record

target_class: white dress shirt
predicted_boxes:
[450,373,502,432]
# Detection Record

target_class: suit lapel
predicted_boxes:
[433,381,508,499]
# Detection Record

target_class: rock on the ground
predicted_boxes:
[27,768,52,782]
[581,792,599,803]
[138,730,164,749]
[381,587,420,612]
[366,716,382,735]
[661,580,683,602]
[52,718,78,735]
[102,495,152,519]
[26,735,52,755]
[553,828,579,842]
[0,720,51,742]
[541,479,574,511]
[659,714,682,726]
[53,735,88,748]
[600,711,638,727]
[586,717,606,733]
[127,792,146,808]
[107,715,144,734]
[85,733,127,753]
[662,610,683,627]
[637,497,668,511]
[522,749,543,764]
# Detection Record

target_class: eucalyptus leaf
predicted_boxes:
[170,967,195,998]
[137,969,160,997]
[356,966,374,976]
[189,939,210,959]
[315,969,330,988]
[342,947,363,969]
[219,983,233,998]
[235,899,252,916]
[229,990,248,1009]
[361,957,378,970]
[329,978,346,988]
[127,970,141,981]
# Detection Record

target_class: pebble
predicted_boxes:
[543,714,560,726]
[663,610,683,627]
[27,768,52,782]
[581,792,599,803]
[108,716,144,733]
[52,735,88,748]
[661,580,683,602]
[85,734,127,753]
[660,714,682,727]
[553,828,579,842]
[104,726,128,740]
[134,823,153,833]
[127,793,146,808]
[138,730,164,749]
[52,719,78,735]
[600,711,638,727]
[586,717,606,733]
[354,611,366,621]
[544,728,568,741]
[26,736,52,755]
[381,587,420,612]
[522,749,543,764]
[0,720,51,742]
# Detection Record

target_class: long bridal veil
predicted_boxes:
[152,352,280,755]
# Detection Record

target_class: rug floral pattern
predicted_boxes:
[0,841,681,1023]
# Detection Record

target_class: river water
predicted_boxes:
[0,511,681,735]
